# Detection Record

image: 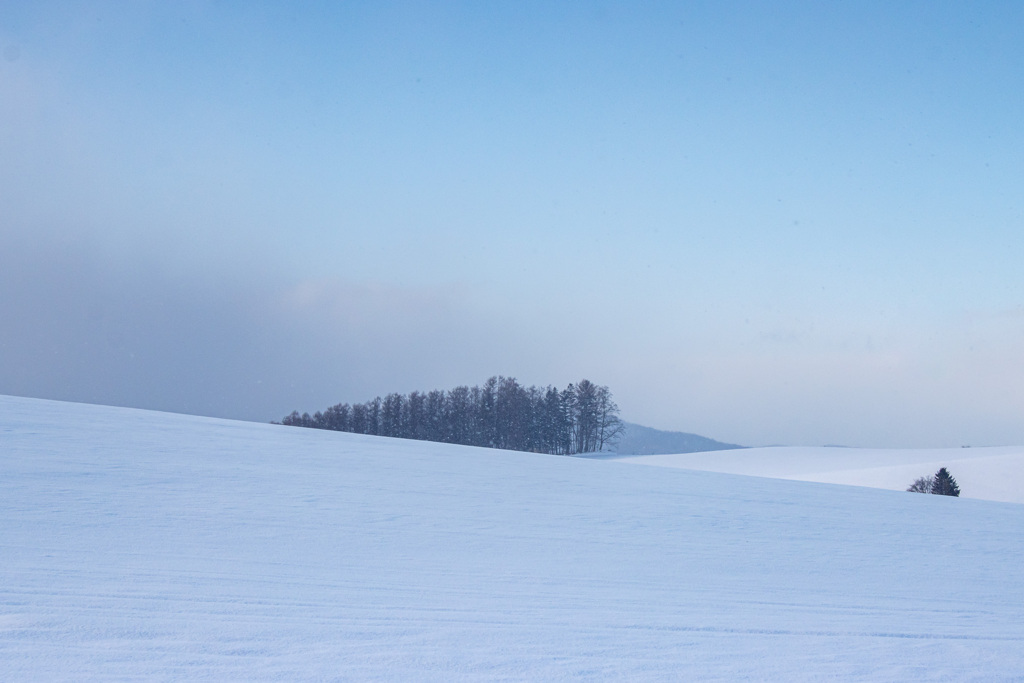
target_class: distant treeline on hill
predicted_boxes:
[279,376,623,455]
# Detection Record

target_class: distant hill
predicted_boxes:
[607,421,743,456]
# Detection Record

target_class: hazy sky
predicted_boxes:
[2,1,1022,447]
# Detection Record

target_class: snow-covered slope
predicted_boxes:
[615,445,1024,504]
[3,394,1024,680]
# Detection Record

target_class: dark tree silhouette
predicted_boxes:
[907,468,961,497]
[280,376,622,455]
[930,467,961,497]
[906,476,933,493]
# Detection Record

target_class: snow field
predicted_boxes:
[2,394,1024,680]
[615,445,1024,504]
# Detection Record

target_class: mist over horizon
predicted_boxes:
[2,2,1022,448]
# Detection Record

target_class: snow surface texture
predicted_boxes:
[3,394,1024,681]
[615,446,1024,504]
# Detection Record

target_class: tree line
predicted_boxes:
[280,376,623,455]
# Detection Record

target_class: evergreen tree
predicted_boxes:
[930,467,961,497]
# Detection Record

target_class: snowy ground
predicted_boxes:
[3,394,1024,680]
[614,445,1024,504]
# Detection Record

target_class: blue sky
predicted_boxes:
[1,1,1022,447]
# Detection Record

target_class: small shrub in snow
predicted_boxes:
[906,476,933,493]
